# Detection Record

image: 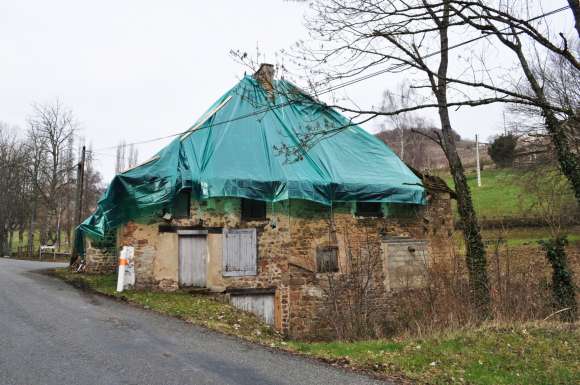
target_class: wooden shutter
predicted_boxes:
[316,246,339,273]
[223,229,257,276]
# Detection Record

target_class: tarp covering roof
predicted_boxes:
[76,75,425,251]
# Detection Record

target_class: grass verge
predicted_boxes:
[51,268,579,385]
[289,323,579,385]
[50,268,284,345]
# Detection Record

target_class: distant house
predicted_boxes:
[78,64,454,339]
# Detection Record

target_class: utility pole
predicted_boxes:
[70,145,85,265]
[475,134,481,187]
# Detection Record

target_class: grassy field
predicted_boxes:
[440,168,575,220]
[9,230,72,254]
[52,269,579,385]
[479,226,580,247]
[440,167,579,246]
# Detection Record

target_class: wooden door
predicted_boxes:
[230,294,275,325]
[178,235,207,287]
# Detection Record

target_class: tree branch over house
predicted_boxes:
[289,0,492,317]
[446,0,580,205]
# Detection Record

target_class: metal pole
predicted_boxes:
[70,146,86,265]
[475,134,481,187]
[77,145,86,226]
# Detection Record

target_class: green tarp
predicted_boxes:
[76,75,425,254]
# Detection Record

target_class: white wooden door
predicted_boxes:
[179,235,207,287]
[230,294,275,325]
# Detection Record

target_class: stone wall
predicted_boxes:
[84,241,117,274]
[283,193,454,339]
[109,192,454,338]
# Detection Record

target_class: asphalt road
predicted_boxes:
[0,259,388,385]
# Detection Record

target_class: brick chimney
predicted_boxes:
[254,63,275,99]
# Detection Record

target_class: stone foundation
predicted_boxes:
[86,192,454,338]
[84,243,117,274]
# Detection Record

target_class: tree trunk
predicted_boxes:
[56,205,61,251]
[512,40,580,204]
[7,229,13,256]
[544,113,580,204]
[541,237,577,322]
[438,105,491,317]
[18,226,24,248]
[0,229,8,256]
[435,1,490,318]
[28,200,36,257]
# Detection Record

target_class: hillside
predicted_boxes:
[442,168,580,246]
[442,168,531,219]
[440,168,576,220]
[376,129,491,171]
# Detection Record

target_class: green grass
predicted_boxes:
[51,269,283,344]
[480,227,580,247]
[442,168,538,219]
[440,168,579,248]
[52,269,580,384]
[9,230,72,253]
[289,324,580,385]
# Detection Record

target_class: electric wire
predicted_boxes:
[91,5,570,153]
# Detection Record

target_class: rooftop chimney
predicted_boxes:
[254,63,275,99]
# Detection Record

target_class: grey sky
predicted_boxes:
[0,0,574,181]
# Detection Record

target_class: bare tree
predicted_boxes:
[27,100,76,246]
[115,140,127,174]
[114,140,139,174]
[25,126,45,255]
[379,84,431,164]
[83,146,105,218]
[447,1,580,203]
[127,143,139,170]
[290,0,492,316]
[0,124,29,255]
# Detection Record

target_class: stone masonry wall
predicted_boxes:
[116,199,294,332]
[114,192,454,338]
[284,193,454,339]
[84,240,117,274]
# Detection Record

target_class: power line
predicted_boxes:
[318,5,570,95]
[93,5,570,152]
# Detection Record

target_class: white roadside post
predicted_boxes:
[124,246,135,289]
[116,246,128,292]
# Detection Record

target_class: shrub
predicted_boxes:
[488,134,517,168]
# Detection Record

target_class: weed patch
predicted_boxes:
[289,323,579,385]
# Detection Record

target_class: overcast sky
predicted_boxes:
[0,0,574,182]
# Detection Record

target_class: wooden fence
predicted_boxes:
[12,246,71,261]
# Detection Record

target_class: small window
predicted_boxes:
[316,246,339,273]
[355,202,383,217]
[385,203,418,219]
[173,190,191,219]
[241,198,267,221]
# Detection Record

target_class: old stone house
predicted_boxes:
[79,65,454,339]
